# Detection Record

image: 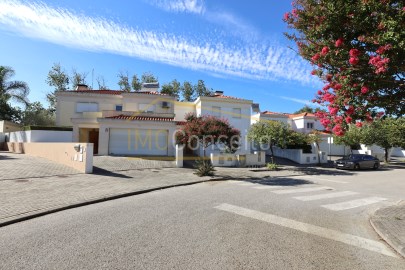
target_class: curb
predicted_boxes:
[370,206,405,259]
[0,178,217,228]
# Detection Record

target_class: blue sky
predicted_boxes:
[0,0,322,113]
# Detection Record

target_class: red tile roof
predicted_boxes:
[288,112,317,118]
[106,115,174,122]
[261,111,289,117]
[65,90,168,96]
[212,93,242,100]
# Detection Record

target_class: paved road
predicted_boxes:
[1,169,404,270]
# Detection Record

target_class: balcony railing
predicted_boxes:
[101,110,175,119]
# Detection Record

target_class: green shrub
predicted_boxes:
[194,159,215,177]
[266,162,279,171]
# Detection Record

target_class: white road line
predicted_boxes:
[236,182,257,186]
[214,203,398,258]
[321,197,387,211]
[272,186,333,194]
[298,175,348,184]
[252,185,286,190]
[294,191,359,201]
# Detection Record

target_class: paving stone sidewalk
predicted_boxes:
[370,201,405,258]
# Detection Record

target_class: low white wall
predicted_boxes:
[211,153,237,167]
[8,130,73,143]
[273,147,327,164]
[391,147,405,157]
[210,151,265,167]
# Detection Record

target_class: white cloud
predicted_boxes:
[279,96,321,107]
[149,0,205,14]
[0,0,316,84]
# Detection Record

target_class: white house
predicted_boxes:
[56,85,253,157]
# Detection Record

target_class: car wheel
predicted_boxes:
[373,163,379,170]
[354,164,360,170]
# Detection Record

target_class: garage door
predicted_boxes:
[109,128,168,156]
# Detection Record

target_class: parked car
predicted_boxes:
[335,154,380,170]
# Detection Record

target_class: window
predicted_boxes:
[76,102,98,113]
[139,103,155,112]
[307,122,314,129]
[115,105,123,111]
[232,108,241,118]
[212,106,221,117]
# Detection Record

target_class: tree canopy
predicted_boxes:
[284,0,405,135]
[176,113,241,156]
[0,66,30,106]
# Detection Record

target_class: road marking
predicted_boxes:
[236,182,257,186]
[294,191,359,201]
[298,175,348,184]
[252,185,286,190]
[321,197,387,211]
[214,203,398,258]
[272,186,333,194]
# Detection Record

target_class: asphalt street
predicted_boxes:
[1,168,404,270]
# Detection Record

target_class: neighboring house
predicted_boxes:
[251,111,323,133]
[0,120,22,133]
[56,85,253,157]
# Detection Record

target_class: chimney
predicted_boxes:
[214,90,224,96]
[75,84,89,91]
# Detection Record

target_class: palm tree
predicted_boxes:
[0,66,29,106]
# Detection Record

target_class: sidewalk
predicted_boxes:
[370,201,405,258]
[0,165,306,227]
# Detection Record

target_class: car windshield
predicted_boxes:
[344,154,363,160]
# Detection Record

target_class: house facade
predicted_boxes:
[251,111,324,133]
[56,85,253,157]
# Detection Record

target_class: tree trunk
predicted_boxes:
[384,148,389,163]
[270,144,274,164]
[316,143,321,166]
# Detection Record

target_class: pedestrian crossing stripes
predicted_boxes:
[321,197,387,211]
[271,186,333,194]
[230,181,389,212]
[294,191,358,201]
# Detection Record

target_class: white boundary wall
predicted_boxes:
[272,147,327,164]
[7,130,73,143]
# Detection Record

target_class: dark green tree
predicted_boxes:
[0,66,29,106]
[131,74,142,91]
[141,72,158,83]
[46,63,69,111]
[117,71,131,92]
[181,81,195,101]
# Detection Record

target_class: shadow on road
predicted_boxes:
[92,167,133,179]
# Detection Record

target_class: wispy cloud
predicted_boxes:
[149,0,205,14]
[0,0,315,84]
[280,96,321,107]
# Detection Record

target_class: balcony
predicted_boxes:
[101,110,175,119]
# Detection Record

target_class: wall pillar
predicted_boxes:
[176,144,184,168]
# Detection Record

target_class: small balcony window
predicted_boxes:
[307,122,314,129]
[115,105,123,111]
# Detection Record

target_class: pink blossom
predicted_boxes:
[325,74,333,82]
[328,106,339,115]
[283,12,290,20]
[346,106,355,115]
[321,46,329,55]
[345,116,352,124]
[334,83,342,90]
[349,57,359,65]
[356,122,363,128]
[292,9,299,17]
[332,124,344,136]
[312,53,320,62]
[311,70,317,75]
[317,90,322,95]
[349,49,361,57]
[335,38,344,47]
[361,86,369,94]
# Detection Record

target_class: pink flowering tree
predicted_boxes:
[175,113,241,157]
[284,0,405,135]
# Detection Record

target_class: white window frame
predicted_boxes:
[232,108,242,119]
[76,102,98,113]
[212,106,221,117]
[139,103,155,112]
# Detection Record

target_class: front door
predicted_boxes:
[89,129,99,154]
